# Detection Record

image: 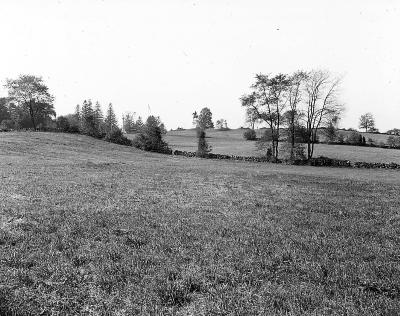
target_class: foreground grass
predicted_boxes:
[163,129,400,163]
[1,132,400,315]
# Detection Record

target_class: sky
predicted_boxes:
[0,0,399,131]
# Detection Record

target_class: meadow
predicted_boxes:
[164,129,400,164]
[1,132,400,315]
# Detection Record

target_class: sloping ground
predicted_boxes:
[163,129,400,163]
[1,132,400,315]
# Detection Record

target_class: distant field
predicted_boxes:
[1,132,400,314]
[161,129,400,163]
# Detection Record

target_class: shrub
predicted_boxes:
[337,133,345,144]
[56,116,70,132]
[0,119,15,131]
[387,135,400,148]
[367,137,374,145]
[197,129,212,157]
[280,142,306,162]
[104,128,132,146]
[243,129,257,140]
[346,131,363,145]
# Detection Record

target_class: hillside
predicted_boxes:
[1,132,400,314]
[163,129,400,163]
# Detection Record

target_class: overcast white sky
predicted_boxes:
[0,0,399,131]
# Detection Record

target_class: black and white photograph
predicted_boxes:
[0,0,399,315]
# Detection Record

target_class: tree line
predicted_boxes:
[240,70,343,160]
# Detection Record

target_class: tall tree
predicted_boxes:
[93,101,104,133]
[197,107,214,129]
[241,73,290,160]
[80,100,95,135]
[105,103,118,133]
[5,75,55,130]
[303,70,343,159]
[286,71,307,159]
[359,113,375,132]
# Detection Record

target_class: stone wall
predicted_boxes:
[170,150,400,170]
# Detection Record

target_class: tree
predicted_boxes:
[197,107,214,129]
[286,71,307,159]
[133,115,170,152]
[192,111,199,127]
[80,100,97,136]
[105,103,118,134]
[216,119,227,129]
[303,70,343,159]
[0,98,11,124]
[56,116,71,132]
[93,101,104,133]
[245,107,261,130]
[359,113,375,132]
[197,129,211,157]
[241,73,291,160]
[122,112,136,133]
[387,135,400,148]
[5,75,55,130]
[135,116,144,131]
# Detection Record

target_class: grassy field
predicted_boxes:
[1,132,400,315]
[163,129,400,163]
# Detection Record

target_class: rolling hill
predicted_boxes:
[1,132,400,315]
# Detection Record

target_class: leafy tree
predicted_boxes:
[359,113,375,132]
[197,129,211,157]
[303,70,343,159]
[241,73,291,160]
[105,103,118,134]
[245,107,261,130]
[5,75,55,130]
[216,119,228,129]
[386,128,400,136]
[56,116,71,132]
[197,107,214,129]
[323,121,338,143]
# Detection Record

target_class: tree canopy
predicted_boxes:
[5,75,55,130]
[359,113,375,132]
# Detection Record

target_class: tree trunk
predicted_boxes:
[28,102,37,130]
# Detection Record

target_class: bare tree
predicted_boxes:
[303,70,343,159]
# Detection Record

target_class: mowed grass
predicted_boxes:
[164,129,400,163]
[1,132,400,315]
